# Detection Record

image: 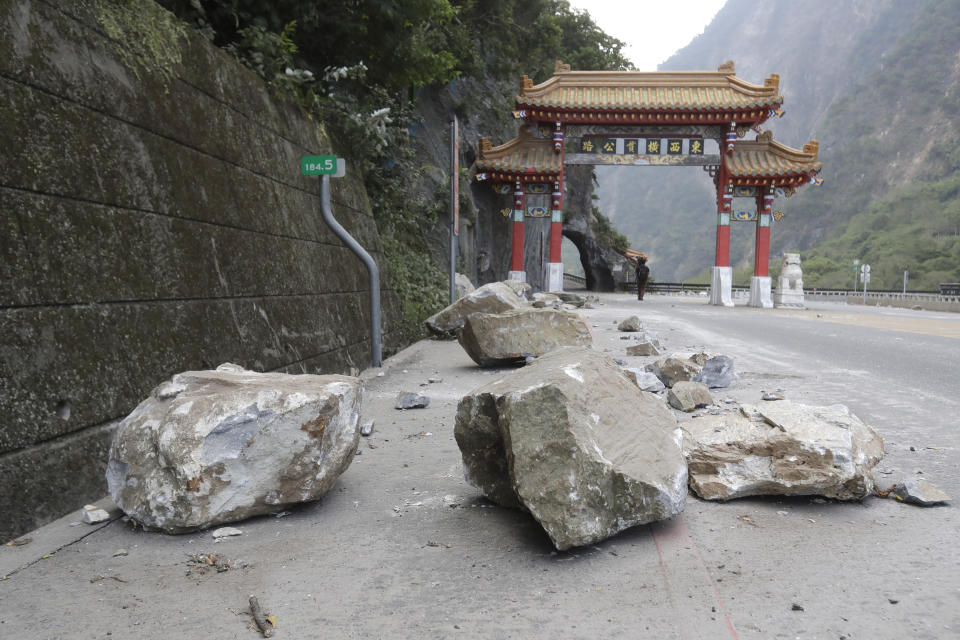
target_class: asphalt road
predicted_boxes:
[1,293,957,639]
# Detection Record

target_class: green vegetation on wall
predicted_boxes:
[92,0,187,84]
[590,207,629,254]
[158,0,632,335]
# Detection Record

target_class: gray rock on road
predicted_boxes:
[531,292,561,308]
[455,347,687,550]
[456,307,593,367]
[395,391,430,409]
[692,355,737,388]
[626,333,663,356]
[424,281,526,337]
[684,401,884,501]
[554,292,586,307]
[622,368,667,392]
[617,315,643,332]
[106,364,362,533]
[646,352,710,387]
[889,479,950,506]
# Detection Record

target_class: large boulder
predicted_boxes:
[455,347,687,550]
[106,364,362,533]
[424,281,526,337]
[646,352,709,388]
[457,308,593,367]
[684,401,884,501]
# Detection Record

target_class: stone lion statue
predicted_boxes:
[778,253,803,292]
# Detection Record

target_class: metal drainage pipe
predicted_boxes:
[320,174,382,368]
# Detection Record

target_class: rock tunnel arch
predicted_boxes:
[474,60,823,306]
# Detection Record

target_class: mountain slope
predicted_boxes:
[600,0,958,285]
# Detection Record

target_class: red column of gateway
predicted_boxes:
[755,223,771,276]
[715,222,731,267]
[549,179,563,262]
[511,182,525,273]
[754,191,774,277]
[715,182,732,267]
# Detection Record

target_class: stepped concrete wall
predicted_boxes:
[0,0,403,541]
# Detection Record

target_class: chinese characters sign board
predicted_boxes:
[578,137,704,155]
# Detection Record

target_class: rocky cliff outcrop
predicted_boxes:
[412,84,631,292]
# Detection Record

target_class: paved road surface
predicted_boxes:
[2,293,958,639]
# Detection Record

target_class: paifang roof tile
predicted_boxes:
[726,132,822,177]
[475,128,561,176]
[517,61,783,113]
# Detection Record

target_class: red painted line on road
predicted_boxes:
[652,514,740,640]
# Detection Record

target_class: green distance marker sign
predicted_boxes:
[301,155,339,175]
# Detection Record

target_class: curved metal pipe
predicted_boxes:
[320,174,382,368]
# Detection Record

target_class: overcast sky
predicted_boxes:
[568,0,726,71]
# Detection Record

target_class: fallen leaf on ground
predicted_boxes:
[4,537,32,547]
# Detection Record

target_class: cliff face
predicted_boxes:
[0,0,403,540]
[413,80,629,293]
[601,0,946,284]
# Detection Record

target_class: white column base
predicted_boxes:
[748,276,773,308]
[547,263,564,293]
[710,267,734,307]
[508,270,526,283]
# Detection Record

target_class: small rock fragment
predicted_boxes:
[761,390,784,401]
[646,353,709,388]
[791,603,804,611]
[211,527,243,539]
[617,316,643,332]
[692,355,737,389]
[667,381,713,412]
[428,377,443,384]
[396,392,430,409]
[113,549,129,557]
[626,343,661,356]
[82,505,111,524]
[360,420,375,436]
[889,479,950,506]
[622,368,666,393]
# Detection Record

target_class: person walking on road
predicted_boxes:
[635,256,650,300]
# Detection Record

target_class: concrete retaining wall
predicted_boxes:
[806,292,960,313]
[0,0,403,540]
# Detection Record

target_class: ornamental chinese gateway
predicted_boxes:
[474,61,823,307]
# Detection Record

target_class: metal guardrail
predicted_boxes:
[572,274,960,305]
[563,272,587,285]
[619,281,749,294]
[808,289,960,304]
